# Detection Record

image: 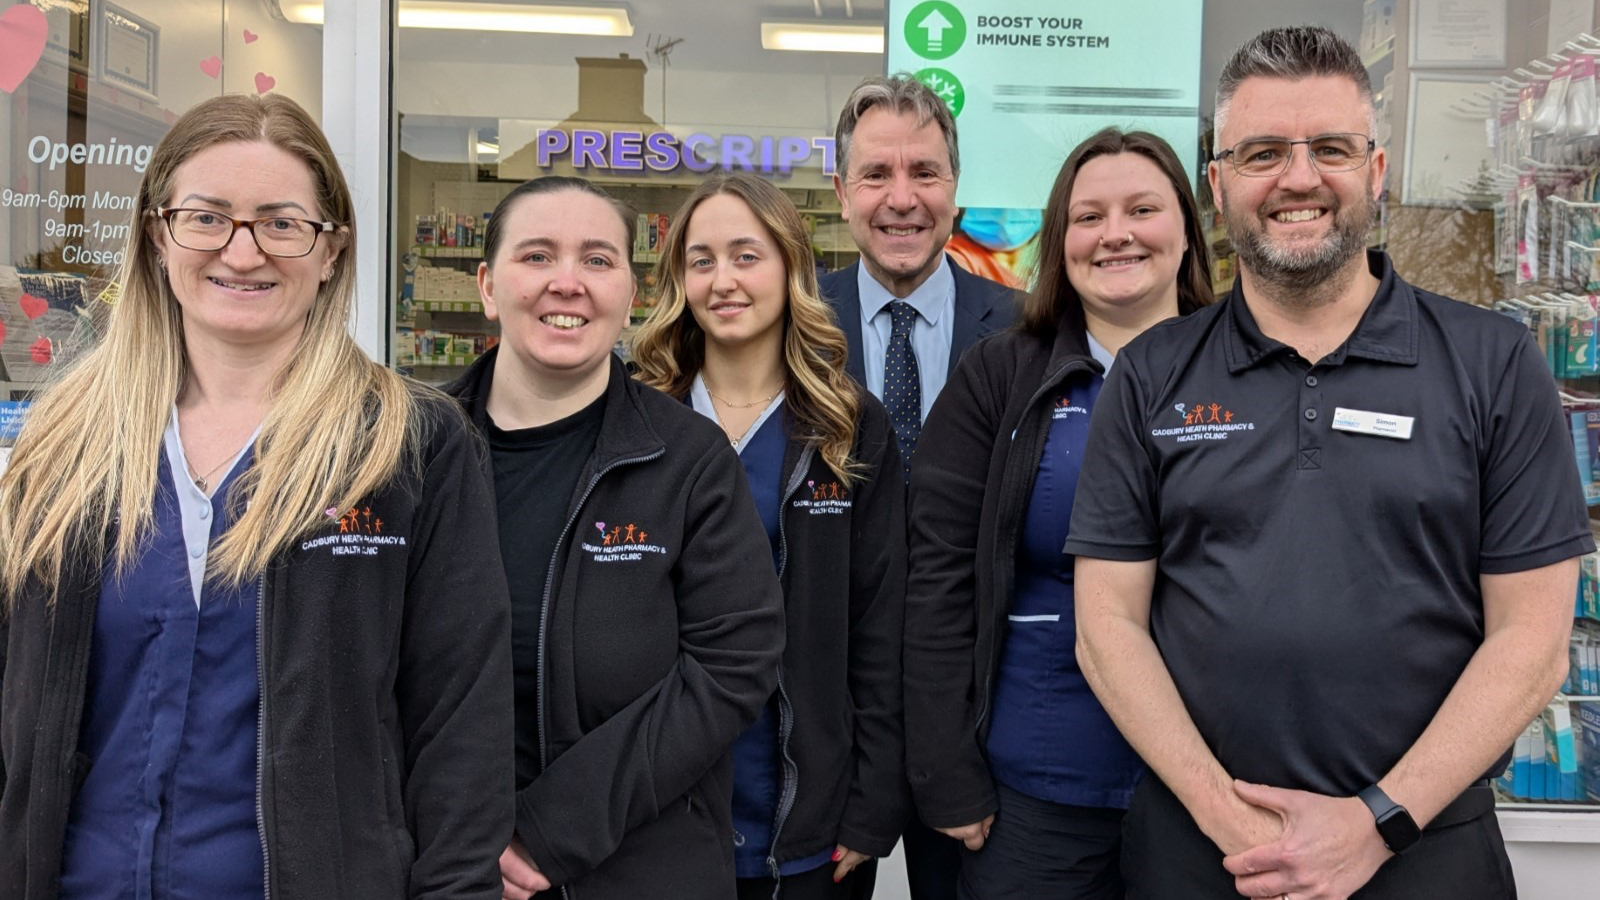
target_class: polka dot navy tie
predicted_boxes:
[884,300,921,482]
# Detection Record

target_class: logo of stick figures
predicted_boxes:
[916,67,965,117]
[905,1,966,60]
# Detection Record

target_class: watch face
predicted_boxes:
[1376,807,1422,853]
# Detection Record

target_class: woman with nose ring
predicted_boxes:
[444,175,785,900]
[903,128,1214,900]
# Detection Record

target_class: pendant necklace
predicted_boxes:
[704,382,781,449]
[187,439,250,493]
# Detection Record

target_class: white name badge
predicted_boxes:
[1331,407,1414,440]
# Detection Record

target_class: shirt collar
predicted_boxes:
[1222,250,1418,373]
[1086,331,1115,376]
[857,254,956,325]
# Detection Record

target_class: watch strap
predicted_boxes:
[1357,784,1421,854]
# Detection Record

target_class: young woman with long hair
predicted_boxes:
[904,128,1215,900]
[632,173,908,900]
[444,174,785,900]
[0,93,513,900]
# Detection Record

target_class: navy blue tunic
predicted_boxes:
[688,381,833,879]
[61,436,262,900]
[985,372,1144,809]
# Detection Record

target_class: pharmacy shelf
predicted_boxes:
[1499,808,1600,841]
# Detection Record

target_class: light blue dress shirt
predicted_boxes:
[858,257,956,424]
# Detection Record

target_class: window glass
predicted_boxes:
[0,0,320,433]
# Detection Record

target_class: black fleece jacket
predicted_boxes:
[762,390,909,869]
[445,349,786,900]
[0,389,515,900]
[903,318,1101,828]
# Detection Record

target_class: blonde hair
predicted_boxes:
[0,93,415,604]
[631,173,864,486]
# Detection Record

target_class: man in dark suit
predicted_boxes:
[818,73,1017,900]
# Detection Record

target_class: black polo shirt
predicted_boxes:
[1062,251,1593,795]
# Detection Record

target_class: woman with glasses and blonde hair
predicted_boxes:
[632,173,908,900]
[0,93,512,900]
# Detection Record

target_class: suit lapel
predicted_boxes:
[947,263,1004,376]
[824,263,868,385]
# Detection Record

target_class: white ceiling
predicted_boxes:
[396,0,1364,115]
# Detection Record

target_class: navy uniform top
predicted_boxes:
[1062,251,1595,795]
[61,417,261,900]
[689,378,832,879]
[987,335,1143,809]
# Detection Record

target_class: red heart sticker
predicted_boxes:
[243,29,259,44]
[254,72,276,94]
[29,336,51,365]
[199,56,222,79]
[0,318,8,346]
[0,4,47,93]
[19,293,47,320]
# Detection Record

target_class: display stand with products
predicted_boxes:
[1470,17,1600,889]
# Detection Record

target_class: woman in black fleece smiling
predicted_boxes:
[445,175,786,900]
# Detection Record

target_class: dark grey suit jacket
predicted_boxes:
[818,255,1020,391]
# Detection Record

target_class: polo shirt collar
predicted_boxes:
[1222,250,1418,373]
[857,254,955,324]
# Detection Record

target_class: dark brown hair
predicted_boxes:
[483,175,636,268]
[1022,127,1214,338]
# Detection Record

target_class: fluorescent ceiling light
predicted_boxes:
[475,141,500,156]
[281,2,634,36]
[761,21,884,54]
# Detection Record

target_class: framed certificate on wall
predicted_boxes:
[97,3,159,101]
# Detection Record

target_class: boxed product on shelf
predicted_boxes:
[1567,411,1600,504]
[1545,701,1581,802]
[1579,701,1600,802]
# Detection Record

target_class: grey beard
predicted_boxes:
[1231,215,1372,306]
[1224,190,1377,308]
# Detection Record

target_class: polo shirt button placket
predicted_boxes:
[1298,365,1323,470]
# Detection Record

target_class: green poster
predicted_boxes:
[887,0,1204,209]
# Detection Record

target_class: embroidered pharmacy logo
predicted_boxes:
[582,519,668,563]
[1053,395,1089,421]
[301,505,408,557]
[792,479,853,516]
[1150,401,1256,444]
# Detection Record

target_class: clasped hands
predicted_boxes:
[1209,780,1394,900]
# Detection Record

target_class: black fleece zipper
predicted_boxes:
[537,448,664,900]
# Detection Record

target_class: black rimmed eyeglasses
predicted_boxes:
[153,207,341,259]
[1212,133,1376,178]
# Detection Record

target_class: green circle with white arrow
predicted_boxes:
[905,1,966,60]
[916,67,965,117]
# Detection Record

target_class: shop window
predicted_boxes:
[0,0,321,438]
[393,1,891,377]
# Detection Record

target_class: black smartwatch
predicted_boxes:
[1357,784,1421,854]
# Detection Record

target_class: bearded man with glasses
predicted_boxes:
[1064,25,1589,900]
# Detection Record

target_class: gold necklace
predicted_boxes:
[704,386,781,409]
[703,379,780,447]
